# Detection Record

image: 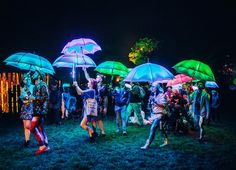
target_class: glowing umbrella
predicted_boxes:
[4,52,55,75]
[53,54,96,80]
[123,63,174,83]
[205,81,219,88]
[62,38,101,55]
[167,74,196,86]
[95,61,129,77]
[173,59,215,81]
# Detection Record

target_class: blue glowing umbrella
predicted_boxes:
[4,52,55,75]
[205,81,219,88]
[123,63,174,83]
[53,54,96,80]
[62,38,101,55]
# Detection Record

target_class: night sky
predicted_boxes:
[0,0,235,72]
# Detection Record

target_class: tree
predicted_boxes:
[128,37,159,65]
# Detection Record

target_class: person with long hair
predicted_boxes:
[19,72,34,147]
[30,71,49,154]
[73,79,98,142]
[141,84,168,149]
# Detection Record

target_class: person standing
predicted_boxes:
[48,79,62,125]
[190,80,210,143]
[19,72,34,147]
[30,71,49,154]
[126,82,143,126]
[111,81,129,135]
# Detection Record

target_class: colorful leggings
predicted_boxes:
[30,117,48,146]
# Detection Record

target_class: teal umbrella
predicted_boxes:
[173,59,215,81]
[4,52,55,75]
[95,61,129,77]
[124,63,174,83]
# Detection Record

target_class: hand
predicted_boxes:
[73,81,78,87]
[103,108,107,116]
[82,67,87,72]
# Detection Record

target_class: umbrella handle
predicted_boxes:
[72,64,75,81]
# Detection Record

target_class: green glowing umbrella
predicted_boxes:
[4,52,55,75]
[173,59,215,81]
[95,61,129,77]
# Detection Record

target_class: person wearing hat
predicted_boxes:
[190,80,210,143]
[30,70,50,154]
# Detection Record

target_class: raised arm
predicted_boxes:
[82,67,90,81]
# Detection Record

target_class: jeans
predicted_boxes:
[148,115,167,144]
[115,105,127,132]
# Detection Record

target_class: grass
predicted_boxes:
[0,114,236,170]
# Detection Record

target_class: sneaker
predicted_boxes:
[23,140,30,147]
[122,131,127,136]
[116,129,120,133]
[159,138,168,147]
[35,146,47,155]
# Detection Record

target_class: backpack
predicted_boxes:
[139,86,146,98]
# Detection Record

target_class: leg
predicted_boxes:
[126,103,133,123]
[159,119,168,147]
[24,120,31,142]
[115,106,121,132]
[97,120,105,135]
[30,117,45,146]
[199,116,205,142]
[133,103,143,126]
[80,117,93,137]
[37,117,48,146]
[121,106,127,133]
[141,118,160,150]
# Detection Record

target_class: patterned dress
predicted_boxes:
[32,81,49,116]
[20,85,34,120]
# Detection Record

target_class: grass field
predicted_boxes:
[0,114,236,170]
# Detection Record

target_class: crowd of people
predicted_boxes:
[19,69,221,154]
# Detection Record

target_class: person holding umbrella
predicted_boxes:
[73,79,98,142]
[30,70,50,154]
[83,68,107,136]
[19,72,34,147]
[190,80,210,143]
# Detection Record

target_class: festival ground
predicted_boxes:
[0,113,236,170]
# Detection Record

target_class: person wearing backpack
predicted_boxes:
[126,82,144,126]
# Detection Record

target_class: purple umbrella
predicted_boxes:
[62,38,101,55]
[53,54,96,80]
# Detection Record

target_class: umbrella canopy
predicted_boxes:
[62,38,101,55]
[4,52,55,75]
[53,54,96,68]
[167,74,196,86]
[95,61,129,77]
[205,81,219,88]
[173,59,215,81]
[124,63,174,83]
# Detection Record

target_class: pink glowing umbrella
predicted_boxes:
[62,38,101,55]
[167,74,196,86]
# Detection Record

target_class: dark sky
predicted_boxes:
[0,0,235,71]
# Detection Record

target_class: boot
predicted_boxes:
[141,140,150,150]
[159,138,168,147]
